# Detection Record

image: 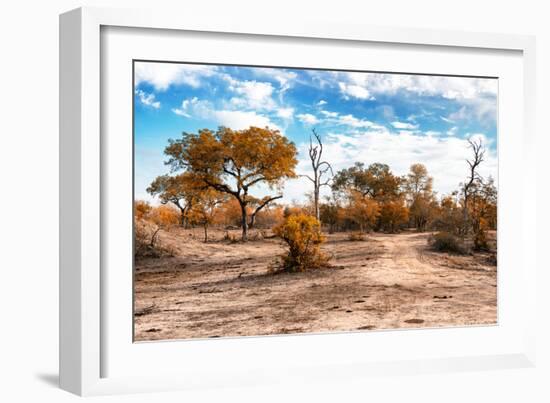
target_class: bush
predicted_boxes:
[429,231,468,254]
[273,213,329,272]
[348,231,366,241]
[473,218,489,251]
[134,219,175,259]
[473,229,489,251]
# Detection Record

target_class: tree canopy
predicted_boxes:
[147,172,200,227]
[332,162,402,201]
[163,126,298,240]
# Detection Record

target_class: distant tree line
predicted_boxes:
[135,126,497,252]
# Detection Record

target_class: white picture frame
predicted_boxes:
[59,6,537,396]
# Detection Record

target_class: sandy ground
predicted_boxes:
[134,229,497,341]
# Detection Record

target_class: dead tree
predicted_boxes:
[301,129,333,221]
[462,138,485,235]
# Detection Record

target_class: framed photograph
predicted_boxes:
[60,7,537,396]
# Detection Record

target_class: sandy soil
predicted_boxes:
[134,229,497,341]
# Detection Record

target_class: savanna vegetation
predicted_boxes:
[135,127,496,265]
[134,126,497,340]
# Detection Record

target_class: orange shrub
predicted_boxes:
[273,213,329,272]
[134,200,152,220]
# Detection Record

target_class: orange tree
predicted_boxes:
[332,162,402,200]
[164,126,298,241]
[343,192,380,232]
[404,164,436,231]
[187,188,227,243]
[147,172,200,227]
[378,199,409,233]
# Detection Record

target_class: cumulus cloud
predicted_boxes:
[297,113,319,125]
[447,126,458,136]
[446,98,497,127]
[276,107,294,120]
[333,72,497,125]
[391,121,418,130]
[172,97,282,132]
[211,110,281,131]
[251,68,298,92]
[338,82,373,100]
[228,80,276,110]
[319,110,374,128]
[320,110,339,118]
[135,89,160,109]
[172,96,205,117]
[317,100,327,106]
[338,114,374,128]
[135,62,217,91]
[340,72,497,100]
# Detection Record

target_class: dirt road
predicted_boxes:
[134,230,497,341]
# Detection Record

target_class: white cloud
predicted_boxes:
[338,82,373,100]
[320,110,339,118]
[135,89,160,109]
[348,73,497,100]
[447,126,458,136]
[172,97,281,132]
[445,98,497,126]
[172,97,206,118]
[297,113,319,125]
[317,100,327,106]
[334,73,497,125]
[135,62,217,91]
[277,107,294,120]
[228,80,276,110]
[319,110,373,128]
[251,68,297,91]
[211,110,281,131]
[448,106,468,121]
[391,121,418,130]
[338,114,374,128]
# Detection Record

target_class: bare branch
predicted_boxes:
[318,161,334,176]
[248,195,283,227]
[299,174,316,183]
[304,129,334,220]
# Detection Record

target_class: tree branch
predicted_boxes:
[248,195,283,227]
[299,174,316,183]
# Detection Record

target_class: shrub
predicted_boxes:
[273,213,329,272]
[473,229,489,251]
[134,219,175,259]
[473,217,489,251]
[348,231,366,241]
[429,231,468,254]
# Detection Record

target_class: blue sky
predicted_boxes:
[134,61,498,204]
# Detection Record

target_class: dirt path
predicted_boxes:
[134,231,497,341]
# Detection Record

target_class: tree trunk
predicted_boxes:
[240,202,248,241]
[150,228,161,247]
[462,189,469,236]
[249,213,256,229]
[314,183,320,221]
[203,224,208,243]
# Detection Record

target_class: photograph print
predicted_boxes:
[133,61,498,341]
